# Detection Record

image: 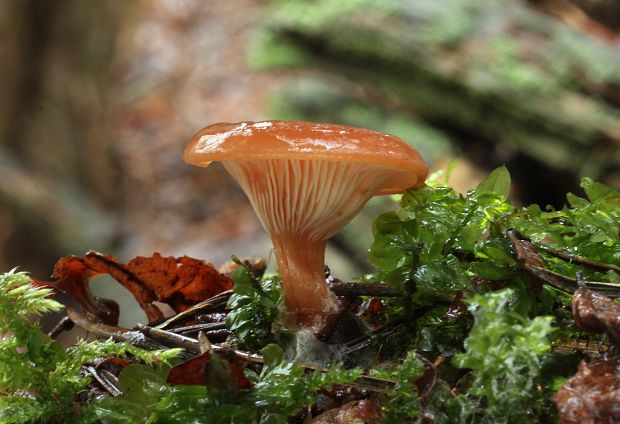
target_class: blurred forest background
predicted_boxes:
[1,0,619,305]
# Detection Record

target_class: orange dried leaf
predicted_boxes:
[32,256,120,325]
[35,251,233,325]
[167,350,252,389]
[167,352,209,385]
[124,253,234,312]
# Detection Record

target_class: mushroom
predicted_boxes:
[184,121,428,328]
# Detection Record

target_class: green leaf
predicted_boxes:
[581,176,620,201]
[475,166,511,197]
[226,268,282,350]
[261,344,284,369]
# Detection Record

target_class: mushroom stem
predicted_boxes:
[272,234,338,328]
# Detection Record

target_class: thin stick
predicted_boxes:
[155,290,232,330]
[526,265,620,298]
[341,321,405,355]
[330,282,401,297]
[168,322,227,334]
[138,324,395,392]
[69,307,396,393]
[84,365,123,397]
[536,243,620,274]
[66,306,170,352]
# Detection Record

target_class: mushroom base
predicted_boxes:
[272,235,339,328]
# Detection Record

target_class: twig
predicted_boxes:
[157,282,401,333]
[552,338,608,359]
[535,243,620,274]
[99,369,121,389]
[48,316,75,339]
[69,306,397,393]
[155,290,232,330]
[138,324,395,392]
[341,321,405,356]
[507,229,620,297]
[84,365,122,397]
[66,306,175,352]
[330,281,401,297]
[526,265,620,298]
[168,321,227,334]
[139,325,204,353]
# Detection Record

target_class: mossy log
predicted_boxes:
[253,0,620,200]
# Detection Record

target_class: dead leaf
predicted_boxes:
[312,399,380,424]
[553,353,620,424]
[218,257,267,279]
[32,256,120,325]
[572,285,620,344]
[508,229,545,291]
[167,350,252,389]
[508,230,544,269]
[34,251,233,325]
[124,253,233,312]
[94,357,134,376]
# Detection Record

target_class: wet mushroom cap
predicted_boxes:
[184,120,428,195]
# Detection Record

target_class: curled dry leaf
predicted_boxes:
[33,251,233,325]
[32,256,121,325]
[572,285,620,344]
[553,353,620,424]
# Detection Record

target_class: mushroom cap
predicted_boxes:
[184,120,428,194]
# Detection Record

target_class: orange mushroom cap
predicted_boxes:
[184,120,428,328]
[184,121,428,195]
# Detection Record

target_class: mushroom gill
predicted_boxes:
[223,158,394,327]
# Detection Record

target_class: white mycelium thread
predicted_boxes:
[223,159,388,242]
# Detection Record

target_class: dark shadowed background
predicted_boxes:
[1,0,619,326]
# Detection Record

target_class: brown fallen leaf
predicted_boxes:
[572,284,620,345]
[34,251,233,325]
[167,350,252,389]
[553,284,620,422]
[553,353,620,424]
[507,229,545,291]
[218,257,267,279]
[94,357,134,376]
[124,253,233,312]
[509,231,544,269]
[312,399,381,424]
